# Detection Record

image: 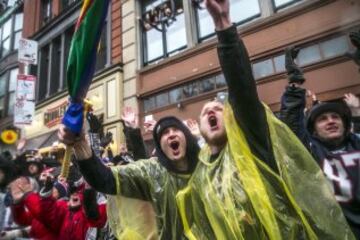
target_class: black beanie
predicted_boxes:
[306,101,352,135]
[153,117,200,174]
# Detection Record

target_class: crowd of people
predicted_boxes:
[1,0,360,239]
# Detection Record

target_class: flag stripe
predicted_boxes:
[75,0,94,31]
[66,0,110,100]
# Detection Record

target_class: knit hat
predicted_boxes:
[153,116,200,174]
[53,181,69,199]
[306,101,352,135]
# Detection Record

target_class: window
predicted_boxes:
[199,78,215,93]
[143,73,226,113]
[38,44,50,101]
[60,0,78,10]
[63,27,75,90]
[196,0,261,41]
[320,36,349,59]
[1,18,12,57]
[0,68,18,117]
[49,37,61,95]
[297,35,351,66]
[169,88,182,104]
[143,97,156,112]
[0,11,23,57]
[13,13,23,50]
[253,59,274,79]
[297,45,321,66]
[273,55,286,72]
[8,68,18,116]
[272,0,302,10]
[0,74,6,117]
[95,21,108,72]
[183,82,199,98]
[156,92,169,108]
[41,0,52,26]
[252,34,352,80]
[37,22,108,102]
[215,74,227,88]
[139,0,306,65]
[141,0,187,64]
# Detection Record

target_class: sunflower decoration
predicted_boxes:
[1,129,18,145]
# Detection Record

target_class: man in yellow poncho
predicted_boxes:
[58,116,200,239]
[176,0,355,239]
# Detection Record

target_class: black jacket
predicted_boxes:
[280,85,360,237]
[122,125,148,160]
[217,25,278,173]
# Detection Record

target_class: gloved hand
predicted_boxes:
[39,171,55,194]
[100,132,113,148]
[285,46,305,84]
[346,30,360,69]
[86,112,102,134]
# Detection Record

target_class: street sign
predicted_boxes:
[18,38,38,65]
[14,74,36,125]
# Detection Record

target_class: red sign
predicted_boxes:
[44,101,68,128]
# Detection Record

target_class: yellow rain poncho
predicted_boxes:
[176,103,354,239]
[107,158,190,240]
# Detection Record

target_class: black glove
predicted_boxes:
[285,47,305,84]
[100,132,113,148]
[346,30,360,68]
[83,188,99,220]
[40,176,54,193]
[86,112,102,134]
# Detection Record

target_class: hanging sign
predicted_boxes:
[18,38,38,65]
[14,74,36,125]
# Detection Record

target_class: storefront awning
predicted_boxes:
[25,130,58,150]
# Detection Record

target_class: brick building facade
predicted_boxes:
[0,0,125,154]
[120,0,360,144]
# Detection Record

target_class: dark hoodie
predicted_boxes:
[77,116,200,239]
[153,116,200,174]
[78,116,200,194]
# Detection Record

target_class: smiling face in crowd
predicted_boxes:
[314,112,345,144]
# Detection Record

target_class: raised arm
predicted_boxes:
[279,47,312,146]
[58,125,152,200]
[121,107,148,160]
[279,85,308,141]
[83,186,107,228]
[206,0,276,171]
[58,125,117,194]
[344,93,360,134]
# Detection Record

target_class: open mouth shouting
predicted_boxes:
[208,115,219,131]
[170,140,180,156]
